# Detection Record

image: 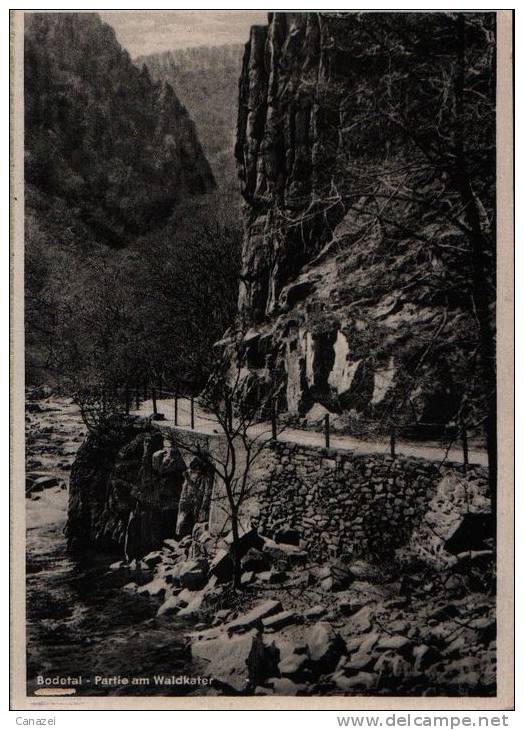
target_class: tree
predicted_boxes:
[175,339,285,589]
[26,212,241,399]
[297,12,496,516]
[370,12,496,520]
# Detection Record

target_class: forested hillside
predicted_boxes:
[25,13,240,387]
[25,12,215,247]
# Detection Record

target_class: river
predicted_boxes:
[25,395,197,698]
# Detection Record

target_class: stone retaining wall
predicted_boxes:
[254,441,488,561]
[171,427,489,560]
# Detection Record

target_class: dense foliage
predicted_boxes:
[25,12,215,246]
[24,13,240,389]
[26,208,241,391]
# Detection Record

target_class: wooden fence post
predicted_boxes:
[190,395,195,430]
[135,385,139,411]
[124,386,130,415]
[143,381,148,401]
[324,413,330,449]
[174,387,178,426]
[462,428,469,472]
[390,425,396,459]
[152,387,157,415]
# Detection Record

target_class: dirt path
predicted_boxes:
[132,397,488,467]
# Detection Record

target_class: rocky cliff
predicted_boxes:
[233,12,495,437]
[65,416,214,556]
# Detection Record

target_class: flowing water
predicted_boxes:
[25,396,195,697]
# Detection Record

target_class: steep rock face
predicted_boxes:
[66,418,194,556]
[25,12,215,246]
[233,12,495,434]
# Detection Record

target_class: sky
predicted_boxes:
[99,10,268,58]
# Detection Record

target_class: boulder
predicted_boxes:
[413,644,441,672]
[191,630,258,692]
[256,569,288,585]
[191,629,278,692]
[304,604,327,620]
[241,548,271,573]
[28,475,59,493]
[443,513,493,554]
[288,571,314,588]
[225,528,264,558]
[429,603,461,622]
[264,635,307,663]
[472,616,496,644]
[137,576,169,598]
[262,610,300,631]
[209,549,234,583]
[163,538,180,552]
[334,671,376,692]
[346,606,374,635]
[330,560,355,590]
[359,632,380,653]
[227,600,283,633]
[262,540,308,568]
[142,550,163,569]
[318,560,354,592]
[278,652,310,680]
[374,651,412,679]
[274,527,301,546]
[176,587,196,606]
[376,635,413,658]
[178,594,204,618]
[179,559,209,591]
[339,600,364,617]
[157,593,182,616]
[178,582,224,620]
[266,677,308,695]
[344,652,375,673]
[241,571,254,586]
[346,560,381,581]
[109,560,125,570]
[306,622,346,674]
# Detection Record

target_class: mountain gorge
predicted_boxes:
[25,12,215,248]
[24,12,242,386]
[136,44,244,190]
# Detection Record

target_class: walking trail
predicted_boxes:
[131,397,488,467]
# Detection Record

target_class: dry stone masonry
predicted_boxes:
[252,441,489,561]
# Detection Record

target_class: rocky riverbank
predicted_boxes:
[25,389,496,697]
[25,391,195,697]
[119,518,496,696]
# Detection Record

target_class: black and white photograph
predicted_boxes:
[9,7,514,710]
